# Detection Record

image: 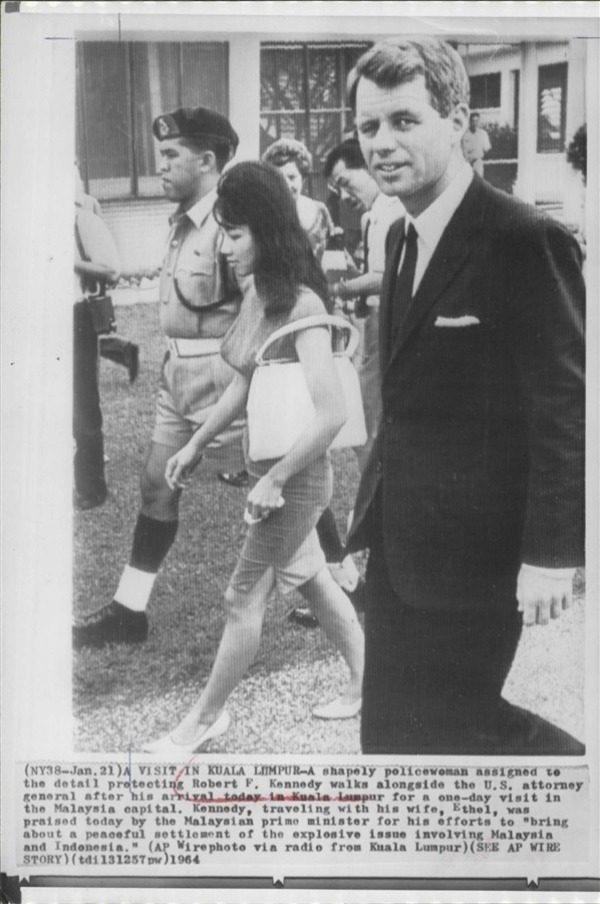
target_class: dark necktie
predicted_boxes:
[391,221,418,339]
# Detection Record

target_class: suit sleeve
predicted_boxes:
[507,217,585,567]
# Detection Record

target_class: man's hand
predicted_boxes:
[517,564,576,626]
[164,443,203,490]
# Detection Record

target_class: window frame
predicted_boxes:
[260,40,371,201]
[469,71,502,111]
[537,61,568,154]
[76,41,229,202]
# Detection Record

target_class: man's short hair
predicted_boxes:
[348,38,470,118]
[323,138,366,179]
[178,137,233,173]
[261,138,313,178]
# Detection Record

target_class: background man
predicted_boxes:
[288,137,400,630]
[462,110,491,176]
[74,106,245,648]
[324,137,403,471]
[347,39,585,755]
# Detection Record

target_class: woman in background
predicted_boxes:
[218,141,332,493]
[262,138,334,261]
[144,161,363,754]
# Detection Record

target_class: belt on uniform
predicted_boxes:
[166,337,221,357]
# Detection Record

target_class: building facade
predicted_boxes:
[76,33,588,272]
[459,39,587,215]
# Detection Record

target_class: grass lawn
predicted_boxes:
[73,302,586,754]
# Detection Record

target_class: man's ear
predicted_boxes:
[449,103,469,142]
[197,150,217,172]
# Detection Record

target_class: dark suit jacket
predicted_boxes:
[348,175,585,610]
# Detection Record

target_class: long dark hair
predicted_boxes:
[214,160,330,316]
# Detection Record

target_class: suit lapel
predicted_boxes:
[385,178,488,369]
[393,229,470,348]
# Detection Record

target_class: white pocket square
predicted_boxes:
[434,315,481,327]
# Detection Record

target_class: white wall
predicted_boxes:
[462,41,571,129]
[228,34,261,160]
[103,36,586,271]
[102,199,171,275]
[463,40,585,210]
[461,44,519,126]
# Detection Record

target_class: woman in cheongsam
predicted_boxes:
[143,161,364,755]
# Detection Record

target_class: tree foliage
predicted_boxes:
[484,123,518,160]
[566,124,587,183]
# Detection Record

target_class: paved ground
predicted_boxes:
[76,592,585,756]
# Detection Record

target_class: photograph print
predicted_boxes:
[69,13,589,759]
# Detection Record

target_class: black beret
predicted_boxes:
[152,106,239,151]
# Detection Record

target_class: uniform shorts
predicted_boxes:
[152,351,245,472]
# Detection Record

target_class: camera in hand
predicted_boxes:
[321,227,348,289]
[85,281,116,335]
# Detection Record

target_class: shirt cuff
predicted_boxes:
[521,563,577,580]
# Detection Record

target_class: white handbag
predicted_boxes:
[247,314,367,462]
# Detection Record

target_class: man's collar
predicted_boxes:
[369,191,404,225]
[372,191,403,212]
[171,187,218,228]
[407,163,473,249]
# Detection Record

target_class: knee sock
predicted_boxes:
[316,507,345,563]
[130,513,179,571]
[114,514,178,612]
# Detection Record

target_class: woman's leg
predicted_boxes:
[170,568,276,744]
[291,508,361,627]
[299,566,364,703]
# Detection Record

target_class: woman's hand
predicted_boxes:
[165,442,203,491]
[245,473,284,523]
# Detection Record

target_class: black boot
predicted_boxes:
[73,601,148,649]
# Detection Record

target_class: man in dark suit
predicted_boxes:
[347,39,585,755]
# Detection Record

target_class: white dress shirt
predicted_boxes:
[365,192,404,308]
[367,192,405,275]
[400,161,473,293]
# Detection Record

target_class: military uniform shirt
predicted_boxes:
[159,188,240,339]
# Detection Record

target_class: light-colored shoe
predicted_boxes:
[313,697,362,720]
[143,710,230,755]
[329,555,360,593]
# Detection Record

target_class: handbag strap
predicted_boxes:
[74,217,89,263]
[255,314,359,366]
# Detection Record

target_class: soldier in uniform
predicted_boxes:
[73,107,245,648]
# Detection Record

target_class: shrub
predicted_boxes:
[484,122,518,160]
[566,124,587,183]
